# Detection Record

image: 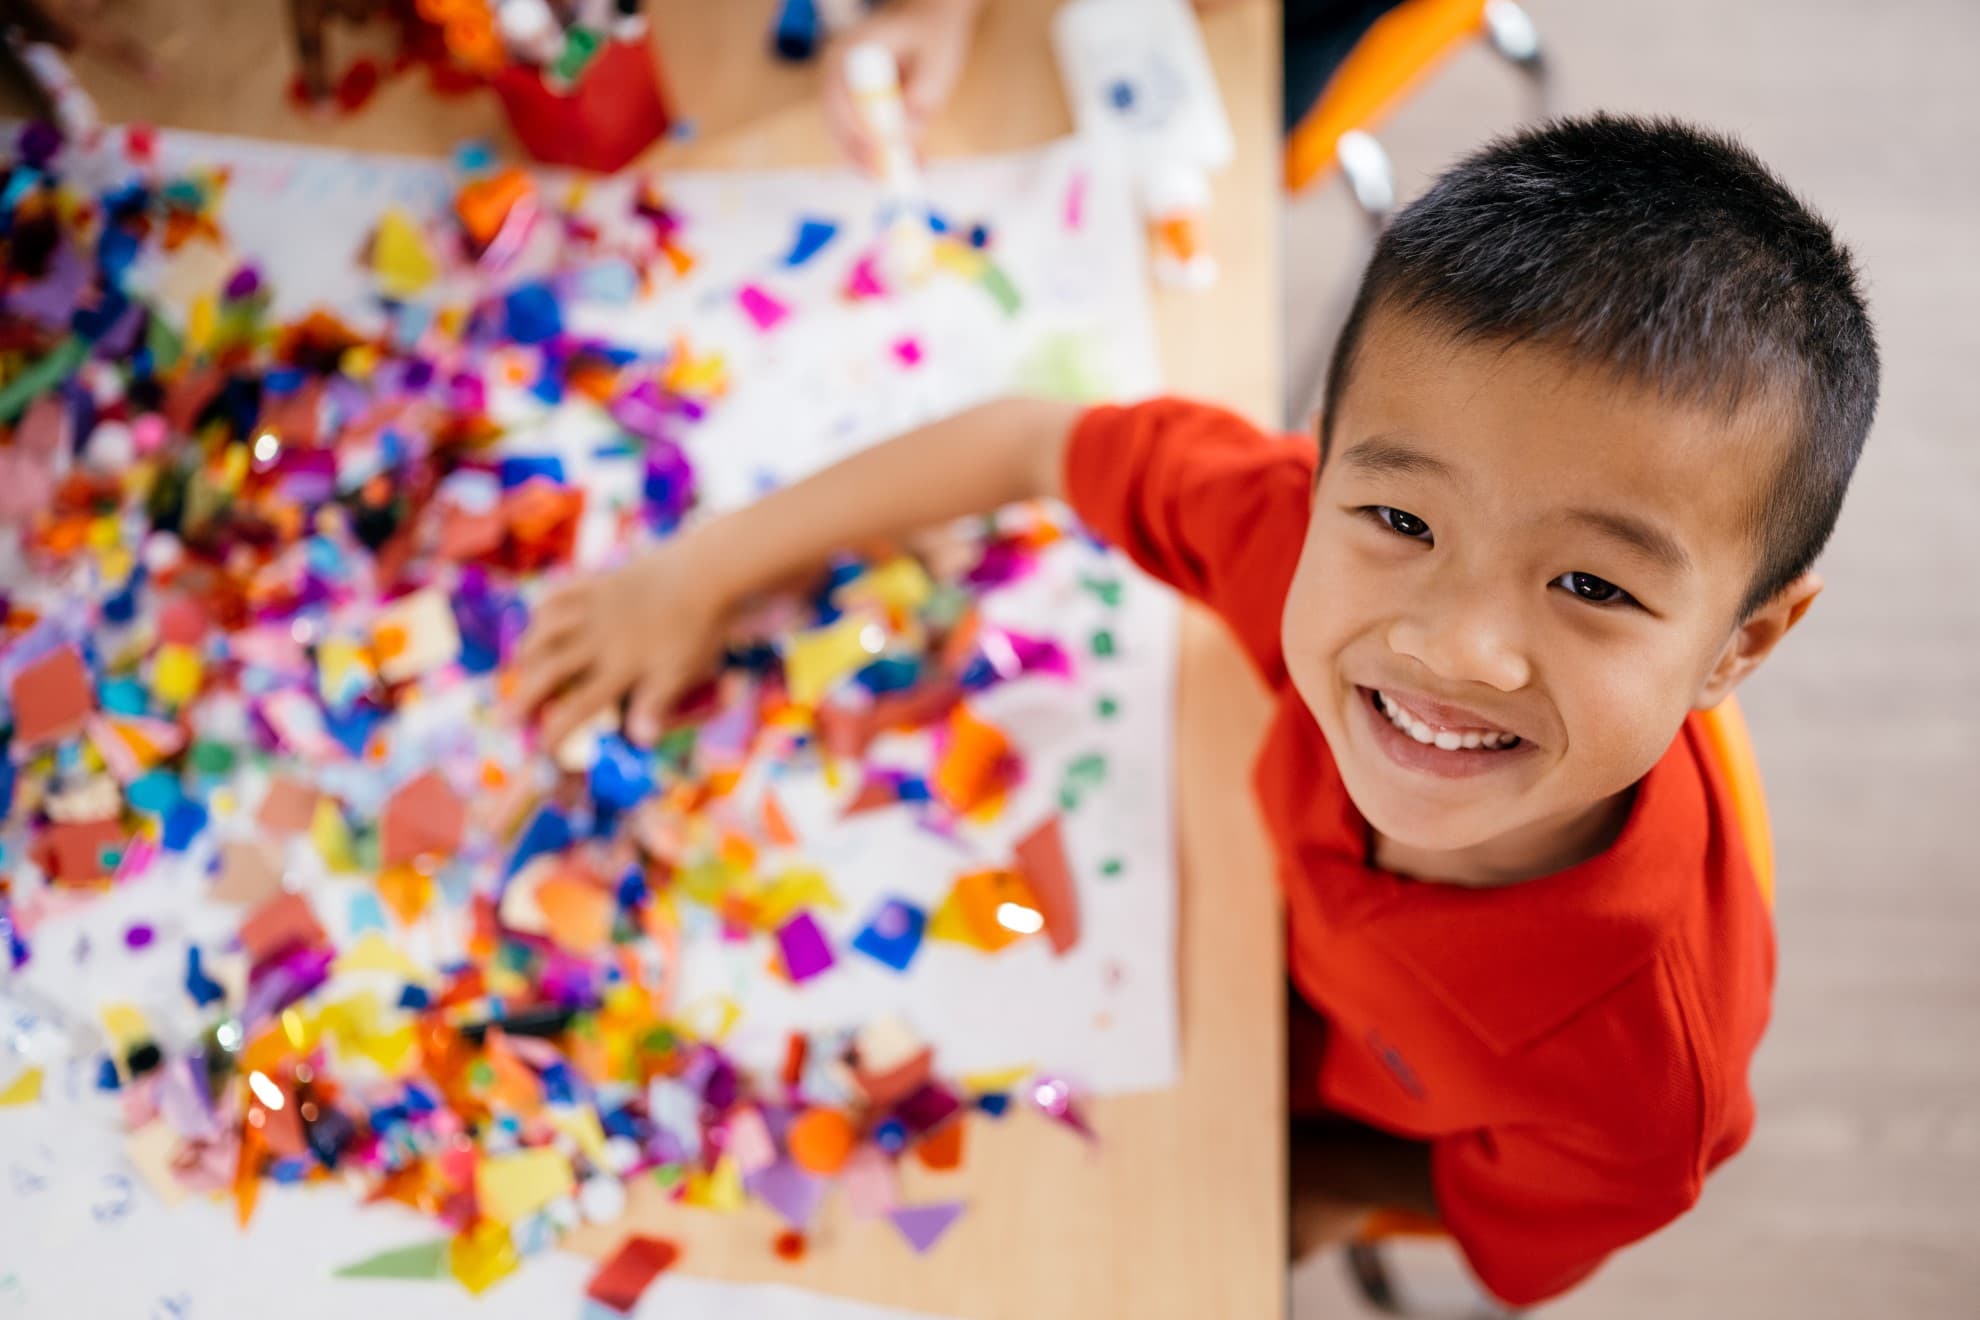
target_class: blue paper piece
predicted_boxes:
[161,800,208,852]
[397,983,431,1010]
[348,891,387,936]
[505,808,573,880]
[976,1092,1010,1118]
[502,282,563,345]
[855,655,920,694]
[100,676,147,716]
[851,898,926,973]
[184,946,225,1007]
[589,734,655,811]
[782,217,839,267]
[498,454,565,489]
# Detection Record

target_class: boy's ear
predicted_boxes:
[1696,572,1822,709]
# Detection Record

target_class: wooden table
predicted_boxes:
[22,2,1286,1314]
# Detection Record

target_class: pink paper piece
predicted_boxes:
[891,337,923,368]
[745,1159,826,1230]
[736,283,790,331]
[1064,169,1088,230]
[844,253,887,300]
[724,1106,777,1175]
[888,1201,965,1254]
[842,1145,897,1221]
[776,911,835,983]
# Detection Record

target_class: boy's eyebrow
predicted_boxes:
[1566,508,1693,574]
[1338,436,1459,482]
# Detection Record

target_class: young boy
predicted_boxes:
[515,115,1879,1305]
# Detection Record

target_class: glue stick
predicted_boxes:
[14,40,100,146]
[845,41,934,281]
[1142,163,1217,291]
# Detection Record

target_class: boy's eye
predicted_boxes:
[1554,571,1636,607]
[1370,506,1432,542]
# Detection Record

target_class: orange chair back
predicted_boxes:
[1695,696,1776,909]
[1284,0,1490,191]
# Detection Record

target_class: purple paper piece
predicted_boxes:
[745,1159,826,1230]
[224,264,262,301]
[6,239,87,327]
[888,1201,965,1254]
[609,378,671,442]
[776,912,835,984]
[963,540,1038,589]
[242,945,334,1024]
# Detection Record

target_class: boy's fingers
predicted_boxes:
[540,672,621,753]
[510,647,584,720]
[626,668,681,747]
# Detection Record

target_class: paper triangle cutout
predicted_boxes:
[333,1239,452,1280]
[888,1200,965,1254]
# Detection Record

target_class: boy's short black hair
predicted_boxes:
[1321,114,1880,619]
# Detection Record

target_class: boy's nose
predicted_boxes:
[1385,579,1532,694]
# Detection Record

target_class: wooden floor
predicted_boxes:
[1285,1,1980,1315]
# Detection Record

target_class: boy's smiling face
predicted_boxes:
[1283,305,1816,880]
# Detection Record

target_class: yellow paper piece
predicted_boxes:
[475,1148,574,1225]
[784,616,882,707]
[126,1122,188,1206]
[448,1221,520,1295]
[684,1154,744,1212]
[152,644,205,708]
[100,1002,150,1051]
[933,238,989,280]
[756,869,842,929]
[959,1064,1035,1094]
[185,293,216,354]
[334,930,424,980]
[311,798,360,872]
[843,556,934,616]
[0,1068,44,1106]
[372,208,439,298]
[543,1106,609,1168]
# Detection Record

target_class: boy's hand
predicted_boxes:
[822,0,985,172]
[512,541,728,751]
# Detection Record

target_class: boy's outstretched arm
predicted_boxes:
[513,397,1082,748]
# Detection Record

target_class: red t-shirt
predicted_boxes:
[1065,398,1776,1306]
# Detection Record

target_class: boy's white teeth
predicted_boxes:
[1375,690,1520,751]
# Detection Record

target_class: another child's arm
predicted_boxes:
[513,397,1081,748]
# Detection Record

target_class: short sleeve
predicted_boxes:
[1064,397,1316,687]
[1432,1121,1702,1307]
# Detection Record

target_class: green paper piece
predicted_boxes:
[652,1162,684,1189]
[1065,753,1107,788]
[0,336,87,423]
[1090,629,1115,658]
[1096,695,1119,719]
[334,1239,452,1281]
[1078,575,1124,608]
[1101,858,1124,878]
[979,263,1022,317]
[1013,331,1111,401]
[189,741,235,776]
[1058,788,1078,812]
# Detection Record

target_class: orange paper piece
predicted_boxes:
[931,869,1041,953]
[380,770,465,866]
[787,1107,857,1176]
[256,776,318,837]
[915,1117,965,1172]
[535,871,617,954]
[856,1046,934,1111]
[214,838,285,905]
[376,864,437,925]
[239,892,326,966]
[1014,816,1081,955]
[932,706,1012,814]
[32,818,128,885]
[762,792,799,848]
[10,645,94,746]
[456,167,533,247]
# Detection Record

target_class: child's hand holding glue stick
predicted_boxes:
[821,0,983,173]
[841,39,936,283]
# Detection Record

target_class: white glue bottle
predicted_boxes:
[845,41,935,283]
[1142,162,1217,291]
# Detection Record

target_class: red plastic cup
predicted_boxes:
[492,36,671,174]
